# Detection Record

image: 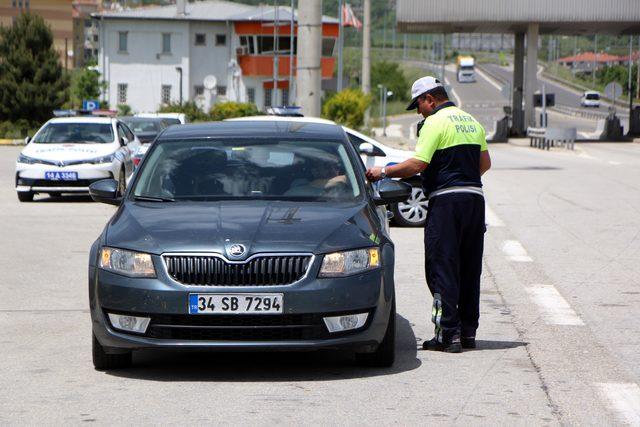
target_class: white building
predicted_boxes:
[94,0,338,113]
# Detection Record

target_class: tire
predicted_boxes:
[391,186,428,227]
[117,168,126,197]
[356,299,396,368]
[92,333,132,371]
[17,191,34,202]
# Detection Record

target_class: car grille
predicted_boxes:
[146,313,330,341]
[163,254,313,287]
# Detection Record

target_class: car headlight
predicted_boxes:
[99,247,156,277]
[88,153,116,164]
[319,248,380,277]
[17,154,41,164]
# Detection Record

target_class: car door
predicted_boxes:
[116,123,136,177]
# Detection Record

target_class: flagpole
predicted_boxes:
[337,0,344,92]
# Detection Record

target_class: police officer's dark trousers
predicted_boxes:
[424,192,485,343]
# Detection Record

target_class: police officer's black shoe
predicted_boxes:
[461,337,476,349]
[422,338,462,353]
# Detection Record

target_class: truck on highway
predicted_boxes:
[456,56,476,83]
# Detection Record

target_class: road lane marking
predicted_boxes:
[443,76,463,107]
[597,383,640,425]
[485,205,504,227]
[525,284,584,325]
[475,67,503,92]
[501,240,532,262]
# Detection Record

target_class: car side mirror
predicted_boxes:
[373,180,412,206]
[120,137,128,146]
[89,179,121,206]
[359,142,385,157]
[24,136,31,144]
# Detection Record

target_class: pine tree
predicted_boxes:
[0,13,69,127]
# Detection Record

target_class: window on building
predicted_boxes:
[12,0,16,7]
[118,83,127,104]
[247,87,256,104]
[239,36,255,54]
[93,34,98,42]
[118,32,128,53]
[254,36,296,55]
[217,85,227,96]
[215,34,226,46]
[161,85,171,104]
[322,38,336,57]
[195,33,206,46]
[162,33,171,54]
[84,19,92,28]
[25,0,29,9]
[264,88,272,108]
[281,88,289,105]
[194,85,204,96]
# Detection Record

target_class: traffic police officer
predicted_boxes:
[366,76,491,353]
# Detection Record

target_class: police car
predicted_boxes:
[15,115,140,201]
[227,115,428,227]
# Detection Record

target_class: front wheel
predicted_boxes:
[17,191,34,202]
[92,333,132,371]
[356,299,396,367]
[391,186,428,227]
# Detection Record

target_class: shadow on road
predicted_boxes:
[105,314,421,382]
[34,194,94,203]
[473,340,527,351]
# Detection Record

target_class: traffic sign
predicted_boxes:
[82,99,100,111]
[604,82,623,100]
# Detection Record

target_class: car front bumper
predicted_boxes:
[15,163,115,193]
[90,255,394,354]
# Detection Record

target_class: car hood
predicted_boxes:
[106,200,382,256]
[22,143,117,162]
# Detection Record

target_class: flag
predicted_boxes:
[342,3,362,29]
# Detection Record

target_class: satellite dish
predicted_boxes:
[203,75,217,90]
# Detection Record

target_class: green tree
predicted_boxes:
[70,63,105,108]
[117,104,132,116]
[322,89,371,129]
[0,13,68,129]
[371,61,410,101]
[209,101,260,121]
[159,101,208,122]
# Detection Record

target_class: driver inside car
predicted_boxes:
[285,156,348,197]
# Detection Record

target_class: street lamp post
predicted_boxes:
[382,88,392,137]
[175,66,183,105]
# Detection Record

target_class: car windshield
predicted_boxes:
[132,138,362,202]
[586,93,600,100]
[121,119,162,133]
[32,122,114,144]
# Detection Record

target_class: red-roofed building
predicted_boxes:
[558,51,624,73]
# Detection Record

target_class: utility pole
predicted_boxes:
[337,0,343,92]
[593,35,598,87]
[572,36,577,76]
[628,35,634,120]
[440,33,446,82]
[361,0,371,123]
[272,0,280,107]
[296,0,321,116]
[288,0,294,104]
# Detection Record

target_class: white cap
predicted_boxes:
[406,76,444,110]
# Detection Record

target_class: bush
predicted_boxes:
[209,102,260,121]
[159,101,208,122]
[322,89,371,129]
[0,119,37,138]
[117,104,132,116]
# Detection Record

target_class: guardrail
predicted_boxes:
[527,127,576,150]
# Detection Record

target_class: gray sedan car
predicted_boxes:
[88,120,410,370]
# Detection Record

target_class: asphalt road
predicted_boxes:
[2,142,640,424]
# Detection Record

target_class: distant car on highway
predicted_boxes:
[228,115,428,227]
[88,120,410,370]
[15,116,140,201]
[580,91,600,108]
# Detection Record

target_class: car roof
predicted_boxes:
[47,116,115,124]
[227,115,337,125]
[584,90,599,95]
[159,120,345,140]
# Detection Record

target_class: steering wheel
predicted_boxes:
[322,182,349,198]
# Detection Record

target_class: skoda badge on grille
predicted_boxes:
[229,244,246,257]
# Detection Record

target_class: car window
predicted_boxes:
[122,119,162,134]
[133,138,363,202]
[585,93,600,100]
[117,124,128,142]
[32,122,114,144]
[122,123,136,141]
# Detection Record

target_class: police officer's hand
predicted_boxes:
[366,167,383,182]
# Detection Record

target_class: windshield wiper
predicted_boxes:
[133,195,175,202]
